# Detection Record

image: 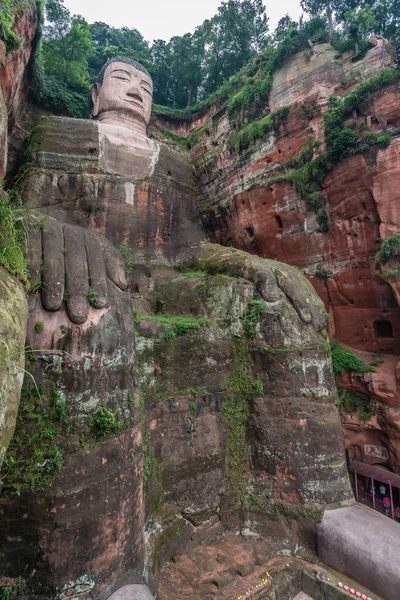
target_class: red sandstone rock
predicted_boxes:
[0,0,38,178]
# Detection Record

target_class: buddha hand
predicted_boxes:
[27,218,128,324]
[192,242,327,331]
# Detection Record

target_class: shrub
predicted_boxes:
[336,387,375,420]
[0,0,22,54]
[330,340,373,375]
[34,320,44,333]
[252,379,264,395]
[119,243,134,276]
[227,106,290,153]
[91,407,116,437]
[243,300,264,337]
[1,380,64,496]
[375,234,400,264]
[0,189,29,285]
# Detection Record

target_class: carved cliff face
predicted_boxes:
[92,61,153,129]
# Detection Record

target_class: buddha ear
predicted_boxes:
[92,84,100,118]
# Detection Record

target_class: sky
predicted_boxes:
[62,0,304,43]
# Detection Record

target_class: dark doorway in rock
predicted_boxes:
[374,320,393,338]
[275,215,283,229]
[245,226,255,238]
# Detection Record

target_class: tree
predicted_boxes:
[367,0,400,38]
[43,15,94,89]
[300,0,349,32]
[202,0,269,96]
[274,14,298,43]
[344,3,376,50]
[88,22,151,80]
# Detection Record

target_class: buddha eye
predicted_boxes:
[112,76,129,81]
[142,87,152,96]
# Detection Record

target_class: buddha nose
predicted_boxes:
[126,85,143,102]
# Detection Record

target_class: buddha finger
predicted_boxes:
[84,230,108,308]
[27,226,42,292]
[276,266,327,331]
[255,267,280,303]
[42,219,65,311]
[64,225,90,324]
[275,269,313,325]
[101,238,128,291]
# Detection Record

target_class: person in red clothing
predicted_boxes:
[383,496,391,515]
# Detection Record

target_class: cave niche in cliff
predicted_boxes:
[374,320,393,338]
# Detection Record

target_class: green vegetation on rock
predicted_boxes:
[90,407,116,437]
[375,234,400,281]
[336,387,375,421]
[243,300,264,338]
[119,243,134,276]
[375,234,400,263]
[0,379,64,496]
[135,313,210,341]
[0,190,29,285]
[330,340,373,375]
[261,68,399,227]
[0,0,23,54]
[222,339,254,510]
[227,106,290,153]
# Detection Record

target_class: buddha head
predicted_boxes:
[92,57,153,130]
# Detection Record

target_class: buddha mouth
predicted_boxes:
[124,99,143,110]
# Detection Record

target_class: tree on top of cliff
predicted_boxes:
[87,21,151,81]
[301,0,400,39]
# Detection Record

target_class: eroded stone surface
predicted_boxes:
[0,267,27,466]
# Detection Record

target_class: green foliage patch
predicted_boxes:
[0,587,13,600]
[336,387,375,421]
[0,189,29,285]
[34,320,44,333]
[252,379,264,395]
[156,125,188,147]
[223,339,254,509]
[135,313,210,341]
[243,300,264,337]
[227,106,290,153]
[375,234,400,264]
[330,340,373,375]
[119,243,134,276]
[0,0,22,54]
[89,407,116,437]
[0,380,65,496]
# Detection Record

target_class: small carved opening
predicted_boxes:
[374,320,393,338]
[88,147,97,154]
[362,201,367,210]
[275,215,283,229]
[205,129,211,136]
[167,170,172,177]
[245,226,255,238]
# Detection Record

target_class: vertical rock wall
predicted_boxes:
[0,266,27,465]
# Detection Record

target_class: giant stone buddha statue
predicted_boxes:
[0,57,352,599]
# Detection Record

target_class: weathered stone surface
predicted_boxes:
[136,268,352,588]
[108,585,154,600]
[21,117,203,266]
[0,267,27,466]
[318,504,400,600]
[181,41,400,475]
[270,40,392,110]
[0,46,364,600]
[0,0,39,178]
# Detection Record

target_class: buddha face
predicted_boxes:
[92,61,153,126]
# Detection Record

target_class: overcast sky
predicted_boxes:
[62,0,303,43]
